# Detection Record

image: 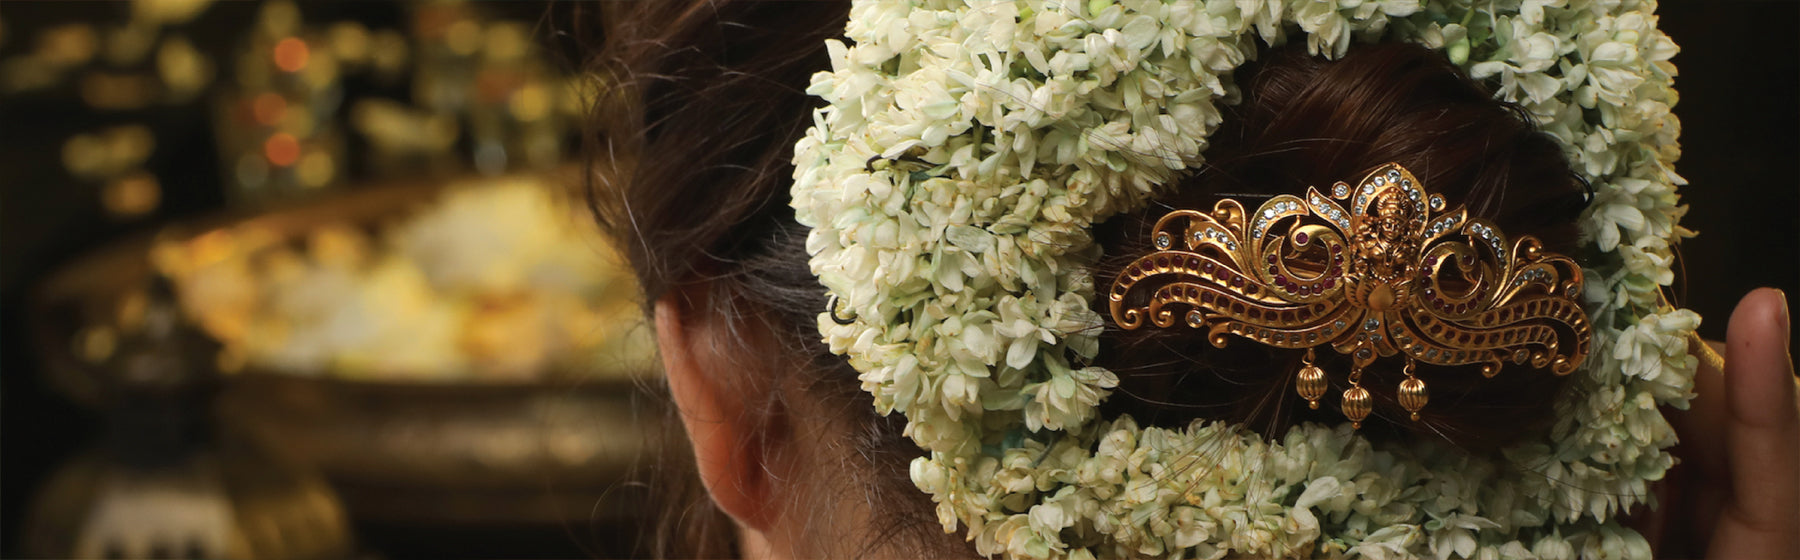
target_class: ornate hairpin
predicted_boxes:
[1109,163,1592,428]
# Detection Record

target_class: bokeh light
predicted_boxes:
[272,37,308,73]
[263,132,300,167]
[251,92,287,126]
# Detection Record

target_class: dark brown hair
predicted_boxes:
[584,2,941,558]
[586,2,1588,556]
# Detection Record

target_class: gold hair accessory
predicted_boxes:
[1109,163,1592,428]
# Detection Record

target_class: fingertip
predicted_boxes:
[1725,287,1798,428]
[1729,288,1789,349]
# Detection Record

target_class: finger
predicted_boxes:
[1712,288,1800,559]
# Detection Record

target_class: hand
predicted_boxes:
[1661,288,1799,559]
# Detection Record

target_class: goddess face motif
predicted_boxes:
[1353,190,1419,293]
[1374,193,1410,244]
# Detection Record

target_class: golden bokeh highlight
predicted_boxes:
[156,36,212,100]
[63,126,156,180]
[327,22,370,65]
[38,24,100,67]
[80,72,157,111]
[297,150,334,188]
[102,171,162,218]
[508,84,549,123]
[444,20,481,56]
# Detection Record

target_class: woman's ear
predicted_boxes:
[655,294,781,532]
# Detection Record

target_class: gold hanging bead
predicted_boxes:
[1399,360,1428,421]
[1296,350,1327,409]
[1341,385,1372,428]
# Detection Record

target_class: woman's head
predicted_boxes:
[587,3,941,557]
[589,3,1587,557]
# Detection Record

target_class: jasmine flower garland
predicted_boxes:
[790,0,1696,558]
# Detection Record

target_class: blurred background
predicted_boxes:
[0,1,1794,559]
[2,1,673,558]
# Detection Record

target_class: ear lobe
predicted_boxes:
[655,296,779,532]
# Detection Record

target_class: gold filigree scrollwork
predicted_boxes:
[1109,163,1593,427]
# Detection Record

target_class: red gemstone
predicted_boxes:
[1296,232,1310,244]
[1268,266,1280,276]
[1231,276,1245,287]
[1267,254,1277,264]
[1201,292,1215,303]
[1323,278,1336,289]
[1426,256,1439,267]
[1203,262,1215,273]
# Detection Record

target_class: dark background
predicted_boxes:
[1658,3,1800,341]
[2,1,1796,558]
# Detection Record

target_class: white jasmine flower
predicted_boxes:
[794,1,1693,558]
